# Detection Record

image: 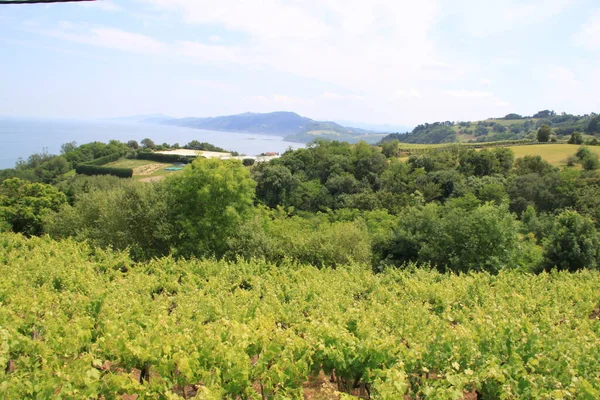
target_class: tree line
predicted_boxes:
[2,139,600,273]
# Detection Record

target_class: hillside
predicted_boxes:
[381,110,598,144]
[151,111,386,144]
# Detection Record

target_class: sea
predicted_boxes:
[0,117,305,169]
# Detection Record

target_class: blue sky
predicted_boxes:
[0,0,599,126]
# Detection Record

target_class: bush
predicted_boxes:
[566,155,578,167]
[84,153,123,166]
[228,209,372,268]
[576,147,600,170]
[75,165,133,178]
[582,154,600,170]
[55,175,133,204]
[0,178,67,236]
[568,131,584,145]
[242,158,256,166]
[382,202,522,273]
[137,152,194,164]
[540,211,600,272]
[46,181,174,261]
[576,146,592,160]
[537,125,552,142]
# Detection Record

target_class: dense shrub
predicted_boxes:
[382,201,522,273]
[83,153,124,166]
[0,178,67,236]
[55,175,132,204]
[46,180,173,261]
[75,165,133,178]
[227,208,372,268]
[540,210,600,272]
[137,152,194,164]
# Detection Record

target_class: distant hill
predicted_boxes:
[146,112,387,144]
[380,111,598,144]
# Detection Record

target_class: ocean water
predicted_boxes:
[0,118,305,169]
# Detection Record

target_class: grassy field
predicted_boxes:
[394,143,600,167]
[506,144,600,166]
[105,159,184,180]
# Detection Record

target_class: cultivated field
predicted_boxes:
[2,232,600,399]
[395,143,600,167]
[105,159,183,180]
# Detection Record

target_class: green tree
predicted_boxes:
[425,203,521,273]
[253,164,298,208]
[514,155,557,176]
[537,124,552,142]
[575,146,600,170]
[540,210,600,271]
[166,158,256,258]
[60,141,78,154]
[533,110,555,118]
[0,178,66,236]
[504,113,523,119]
[141,138,156,150]
[568,131,584,144]
[381,140,400,158]
[380,160,412,194]
[575,185,600,227]
[587,115,600,134]
[46,181,174,260]
[459,149,504,176]
[582,153,600,170]
[127,140,139,150]
[384,202,521,273]
[35,156,71,183]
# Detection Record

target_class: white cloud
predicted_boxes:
[26,0,599,124]
[546,66,580,85]
[573,9,600,50]
[175,41,241,63]
[444,90,511,108]
[446,0,576,37]
[44,26,165,55]
[140,0,330,40]
[136,0,443,95]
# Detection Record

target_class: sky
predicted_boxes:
[0,0,599,126]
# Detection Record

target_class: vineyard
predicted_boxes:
[1,233,600,399]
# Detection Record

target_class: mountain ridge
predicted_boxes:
[379,111,599,144]
[128,111,388,144]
